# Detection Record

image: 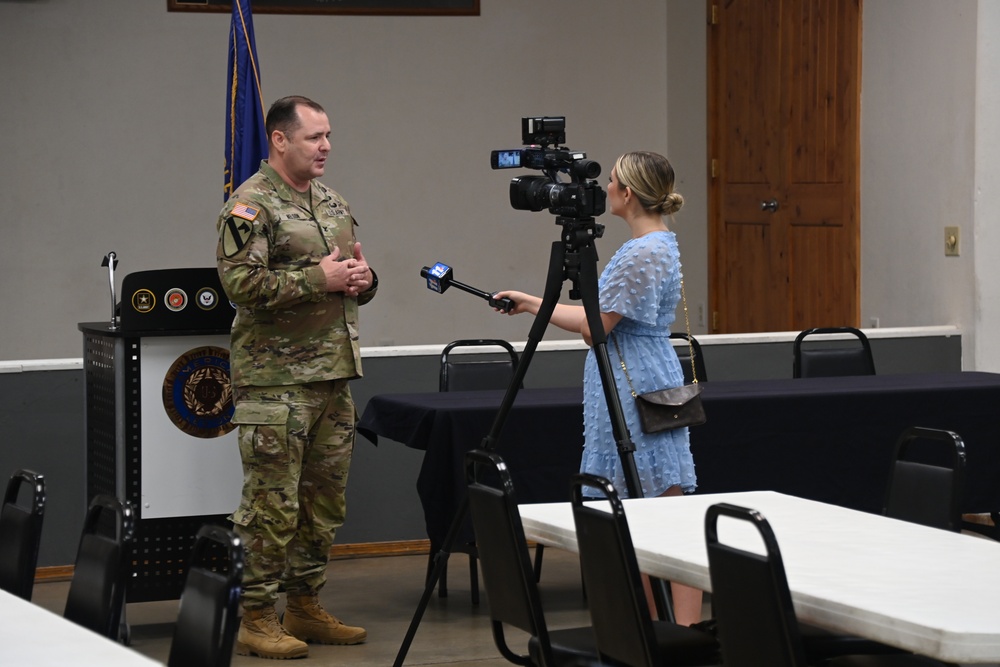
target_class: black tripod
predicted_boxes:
[393,215,671,666]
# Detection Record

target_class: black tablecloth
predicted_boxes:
[359,387,583,549]
[358,372,1000,549]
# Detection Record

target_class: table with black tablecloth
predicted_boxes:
[358,387,583,551]
[357,372,1000,551]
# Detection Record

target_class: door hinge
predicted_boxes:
[711,158,718,179]
[712,311,719,331]
[710,5,719,25]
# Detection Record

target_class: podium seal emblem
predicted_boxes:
[162,346,235,438]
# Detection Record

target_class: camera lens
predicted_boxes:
[571,159,601,180]
[509,176,553,212]
[509,176,605,218]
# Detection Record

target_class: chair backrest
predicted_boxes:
[168,524,244,667]
[64,494,135,640]
[792,326,875,378]
[570,473,660,667]
[670,332,708,384]
[440,339,521,392]
[883,426,966,531]
[0,469,46,600]
[705,502,807,667]
[465,449,557,666]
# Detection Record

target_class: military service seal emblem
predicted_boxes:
[162,346,235,438]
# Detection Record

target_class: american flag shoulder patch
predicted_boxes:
[231,202,260,222]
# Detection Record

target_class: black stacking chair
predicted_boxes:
[437,338,533,603]
[465,449,597,667]
[569,474,719,667]
[0,469,46,600]
[792,326,875,378]
[706,502,947,667]
[168,524,244,667]
[706,502,805,667]
[670,332,708,384]
[884,426,966,532]
[64,494,135,642]
[440,338,521,392]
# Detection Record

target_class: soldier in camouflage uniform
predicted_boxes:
[216,95,377,660]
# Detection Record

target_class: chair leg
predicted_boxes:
[427,550,449,598]
[469,554,479,606]
[532,543,545,582]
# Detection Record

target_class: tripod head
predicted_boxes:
[553,216,605,301]
[556,215,604,247]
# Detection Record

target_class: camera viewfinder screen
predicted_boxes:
[492,150,521,169]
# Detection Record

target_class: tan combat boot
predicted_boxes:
[236,606,309,659]
[283,594,367,645]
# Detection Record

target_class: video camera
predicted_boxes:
[490,117,606,219]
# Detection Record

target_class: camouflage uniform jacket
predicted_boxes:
[216,160,376,388]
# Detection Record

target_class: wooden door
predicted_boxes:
[707,0,861,333]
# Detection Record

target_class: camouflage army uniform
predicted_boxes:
[216,160,376,609]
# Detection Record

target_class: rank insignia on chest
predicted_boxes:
[324,198,346,217]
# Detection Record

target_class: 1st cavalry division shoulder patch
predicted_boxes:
[222,201,259,257]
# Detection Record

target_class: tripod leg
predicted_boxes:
[394,243,569,666]
[575,241,643,499]
[480,241,567,451]
[653,578,676,623]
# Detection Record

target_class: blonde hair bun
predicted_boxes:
[659,191,684,215]
[615,151,682,216]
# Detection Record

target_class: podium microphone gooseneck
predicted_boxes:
[419,262,514,313]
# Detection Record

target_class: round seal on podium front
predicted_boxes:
[162,346,235,438]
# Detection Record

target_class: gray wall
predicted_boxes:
[2,333,960,567]
[0,0,670,361]
[2,1,999,370]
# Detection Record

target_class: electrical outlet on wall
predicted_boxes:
[945,226,960,256]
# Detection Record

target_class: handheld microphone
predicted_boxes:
[419,262,515,313]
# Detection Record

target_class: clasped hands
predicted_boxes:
[320,242,371,296]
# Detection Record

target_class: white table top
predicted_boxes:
[519,490,1000,663]
[0,589,162,666]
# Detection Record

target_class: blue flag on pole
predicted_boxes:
[224,0,267,200]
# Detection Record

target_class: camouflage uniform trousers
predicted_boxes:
[229,380,355,609]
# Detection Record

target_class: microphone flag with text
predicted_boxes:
[419,262,514,313]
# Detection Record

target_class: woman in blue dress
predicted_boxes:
[494,150,702,625]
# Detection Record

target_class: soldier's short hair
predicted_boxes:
[266,96,326,143]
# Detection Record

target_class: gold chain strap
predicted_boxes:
[612,278,698,399]
[679,278,698,383]
[612,334,640,398]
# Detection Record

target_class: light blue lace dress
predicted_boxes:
[579,231,697,497]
